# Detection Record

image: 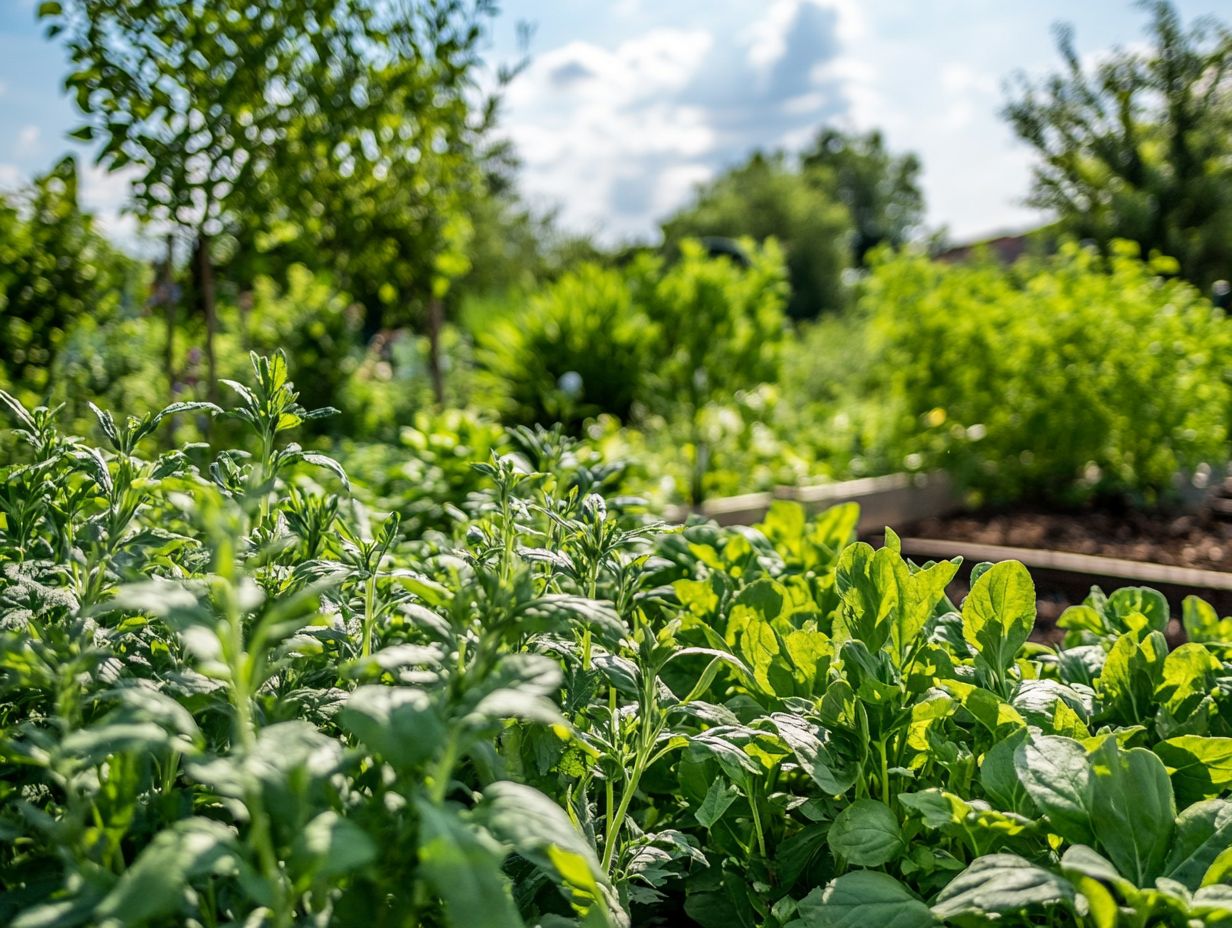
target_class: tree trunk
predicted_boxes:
[162,234,178,443]
[426,295,445,406]
[194,232,218,405]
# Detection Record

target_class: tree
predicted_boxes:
[39,0,495,405]
[0,156,139,397]
[224,1,501,405]
[662,152,852,319]
[801,128,925,266]
[1003,1,1232,290]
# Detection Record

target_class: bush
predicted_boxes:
[859,241,1232,504]
[477,240,790,439]
[218,264,365,426]
[0,157,143,400]
[646,238,789,420]
[476,261,657,431]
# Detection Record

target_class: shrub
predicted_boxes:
[476,261,657,431]
[0,157,143,400]
[860,241,1232,504]
[645,238,789,420]
[219,264,365,426]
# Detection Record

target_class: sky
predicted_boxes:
[1,0,1229,250]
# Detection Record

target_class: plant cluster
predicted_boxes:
[0,157,143,400]
[857,241,1232,504]
[3,355,1232,927]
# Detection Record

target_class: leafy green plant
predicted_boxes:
[476,261,658,431]
[3,353,1232,928]
[858,241,1232,504]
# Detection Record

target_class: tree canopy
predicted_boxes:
[1003,0,1232,290]
[801,128,925,266]
[661,152,852,319]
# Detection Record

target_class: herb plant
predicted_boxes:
[2,354,1231,927]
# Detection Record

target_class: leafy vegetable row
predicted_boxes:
[2,353,1230,927]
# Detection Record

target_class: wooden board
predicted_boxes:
[899,536,1232,592]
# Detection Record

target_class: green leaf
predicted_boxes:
[415,799,522,928]
[899,789,969,830]
[961,560,1035,675]
[1013,733,1094,845]
[770,713,858,796]
[1059,844,1139,899]
[1162,799,1232,891]
[827,799,902,867]
[1182,595,1232,643]
[1157,643,1220,724]
[1106,587,1169,633]
[298,451,351,490]
[95,818,242,922]
[1192,885,1232,921]
[1098,630,1166,725]
[477,781,620,921]
[340,686,445,769]
[797,871,935,928]
[696,777,739,828]
[290,811,377,880]
[932,854,1075,920]
[835,542,899,653]
[1089,739,1175,886]
[1154,736,1232,806]
[894,556,960,662]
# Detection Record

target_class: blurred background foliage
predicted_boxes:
[3,0,1232,511]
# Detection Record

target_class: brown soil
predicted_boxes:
[902,506,1232,573]
[894,506,1232,644]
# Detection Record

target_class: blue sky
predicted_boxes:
[2,0,1229,249]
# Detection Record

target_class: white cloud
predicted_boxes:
[0,162,22,192]
[504,5,849,242]
[16,124,40,155]
[748,0,863,73]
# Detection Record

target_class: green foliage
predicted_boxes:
[0,157,142,398]
[858,241,1232,504]
[217,265,364,426]
[478,240,789,435]
[662,152,852,319]
[40,0,497,404]
[648,238,789,419]
[801,128,925,267]
[477,261,658,430]
[1004,0,1232,291]
[5,353,1232,927]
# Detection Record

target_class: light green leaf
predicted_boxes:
[477,781,621,923]
[1154,736,1232,806]
[1098,631,1167,725]
[961,560,1035,675]
[1106,587,1169,633]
